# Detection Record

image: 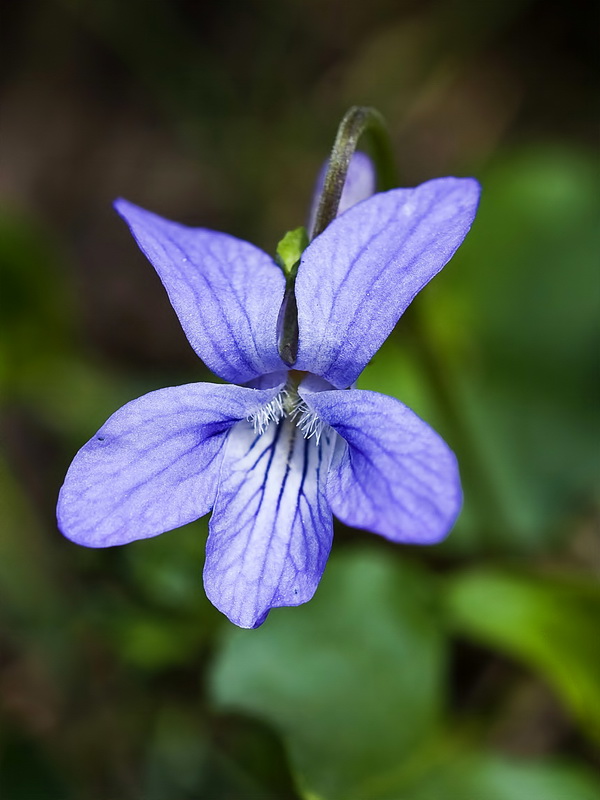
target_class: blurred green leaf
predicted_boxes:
[362,739,600,800]
[210,549,446,800]
[452,753,600,800]
[445,569,600,742]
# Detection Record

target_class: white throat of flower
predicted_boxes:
[249,385,326,445]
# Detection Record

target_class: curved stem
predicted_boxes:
[280,107,396,363]
[311,106,397,240]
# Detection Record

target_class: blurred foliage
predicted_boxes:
[212,550,445,799]
[212,551,600,799]
[1,0,599,797]
[446,568,600,743]
[379,749,600,800]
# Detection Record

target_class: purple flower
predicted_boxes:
[57,158,480,628]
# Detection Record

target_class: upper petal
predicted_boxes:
[115,199,287,384]
[204,418,336,628]
[57,382,283,547]
[300,385,462,544]
[295,177,481,387]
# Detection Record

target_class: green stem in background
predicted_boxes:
[311,106,397,240]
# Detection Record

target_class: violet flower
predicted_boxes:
[57,155,480,628]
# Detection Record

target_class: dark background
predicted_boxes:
[1,1,598,798]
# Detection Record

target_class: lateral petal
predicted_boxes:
[204,418,336,628]
[115,199,287,384]
[300,385,462,544]
[57,382,283,547]
[295,177,480,387]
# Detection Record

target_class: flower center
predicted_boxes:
[249,378,326,445]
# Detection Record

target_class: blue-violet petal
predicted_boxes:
[204,417,336,628]
[300,385,462,544]
[295,177,481,388]
[57,382,283,547]
[115,199,287,384]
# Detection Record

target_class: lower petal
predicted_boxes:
[57,382,282,547]
[204,418,336,628]
[300,386,462,545]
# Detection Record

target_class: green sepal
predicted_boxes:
[275,226,309,278]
